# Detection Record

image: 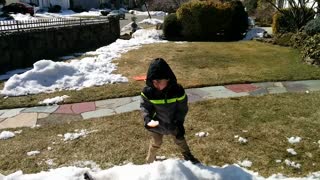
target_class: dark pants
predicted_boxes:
[146,131,191,163]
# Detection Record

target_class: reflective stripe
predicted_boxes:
[141,92,186,104]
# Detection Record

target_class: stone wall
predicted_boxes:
[0,18,120,74]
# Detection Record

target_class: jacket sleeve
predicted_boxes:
[140,92,154,125]
[174,86,188,125]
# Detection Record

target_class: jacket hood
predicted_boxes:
[146,58,177,87]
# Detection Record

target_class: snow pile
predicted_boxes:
[121,18,163,33]
[243,28,266,40]
[284,159,301,169]
[45,159,56,166]
[129,10,167,16]
[0,68,31,81]
[63,129,97,141]
[237,160,252,168]
[195,132,209,137]
[27,151,40,156]
[39,95,70,105]
[287,148,297,155]
[0,131,15,140]
[238,137,248,144]
[11,13,38,21]
[1,29,166,96]
[4,159,320,179]
[138,18,163,25]
[288,136,302,144]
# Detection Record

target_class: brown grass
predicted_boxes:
[1,92,319,177]
[2,41,320,109]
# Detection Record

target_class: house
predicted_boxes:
[20,0,70,9]
[71,0,109,10]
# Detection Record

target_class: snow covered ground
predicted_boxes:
[0,28,167,96]
[2,159,320,180]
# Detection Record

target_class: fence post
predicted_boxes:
[16,20,20,32]
[80,18,82,26]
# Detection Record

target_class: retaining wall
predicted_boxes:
[0,18,120,73]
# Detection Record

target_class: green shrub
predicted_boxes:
[48,5,62,13]
[163,13,182,40]
[272,10,296,34]
[304,17,320,36]
[176,0,248,41]
[290,32,309,49]
[272,7,315,34]
[273,32,295,46]
[224,1,248,40]
[302,34,320,62]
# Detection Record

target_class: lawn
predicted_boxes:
[2,41,320,109]
[0,92,319,177]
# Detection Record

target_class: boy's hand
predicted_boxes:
[147,120,159,127]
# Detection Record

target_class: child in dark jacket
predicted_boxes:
[140,58,200,164]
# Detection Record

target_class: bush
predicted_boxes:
[70,5,85,13]
[272,7,315,34]
[290,32,309,49]
[224,1,249,40]
[304,17,320,36]
[273,32,295,46]
[48,5,61,13]
[302,34,320,64]
[272,10,295,34]
[163,13,182,40]
[176,0,248,41]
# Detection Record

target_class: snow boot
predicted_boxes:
[146,145,160,163]
[183,152,201,164]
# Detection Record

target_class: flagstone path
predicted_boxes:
[0,80,319,129]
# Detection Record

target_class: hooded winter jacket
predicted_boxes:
[140,58,188,135]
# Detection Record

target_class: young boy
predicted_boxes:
[140,58,200,164]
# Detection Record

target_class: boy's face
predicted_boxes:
[152,79,169,91]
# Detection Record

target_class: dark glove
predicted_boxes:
[176,123,185,140]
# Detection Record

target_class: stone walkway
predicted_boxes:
[1,80,319,130]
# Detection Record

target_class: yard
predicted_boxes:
[0,92,319,178]
[1,41,320,109]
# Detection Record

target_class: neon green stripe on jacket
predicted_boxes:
[141,92,186,105]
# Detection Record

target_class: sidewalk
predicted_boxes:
[1,80,319,129]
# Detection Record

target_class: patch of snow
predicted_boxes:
[27,151,40,156]
[138,18,163,25]
[156,156,166,160]
[1,29,165,96]
[288,136,302,144]
[45,159,56,166]
[39,95,70,105]
[129,10,167,16]
[195,132,209,137]
[287,148,297,155]
[237,160,252,167]
[13,130,23,134]
[275,160,282,163]
[47,147,53,151]
[11,13,37,21]
[238,137,248,144]
[0,131,15,140]
[284,159,301,169]
[0,68,32,81]
[63,129,97,141]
